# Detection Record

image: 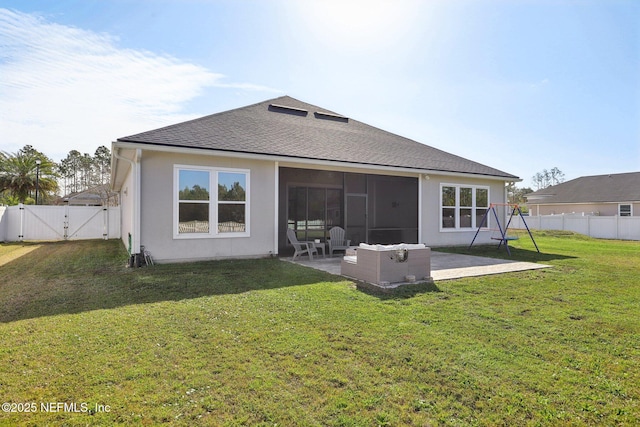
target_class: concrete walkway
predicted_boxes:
[429,251,550,280]
[290,251,550,282]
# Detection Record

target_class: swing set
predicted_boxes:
[468,203,539,255]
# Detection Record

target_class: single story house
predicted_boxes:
[526,172,640,216]
[111,96,519,264]
[57,184,119,206]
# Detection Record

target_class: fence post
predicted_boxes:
[0,206,5,242]
[103,207,109,240]
[18,203,24,242]
[64,202,69,240]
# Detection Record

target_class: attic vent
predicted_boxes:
[269,104,308,116]
[314,111,349,123]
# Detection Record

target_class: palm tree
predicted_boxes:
[0,149,58,204]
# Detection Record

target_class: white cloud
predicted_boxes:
[0,8,277,160]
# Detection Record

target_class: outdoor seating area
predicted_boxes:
[285,223,551,290]
[328,226,351,257]
[289,248,551,288]
[287,226,351,260]
[287,228,320,260]
[341,243,432,286]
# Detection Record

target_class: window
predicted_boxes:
[442,186,456,229]
[217,172,247,233]
[475,188,489,227]
[178,170,210,233]
[175,166,249,238]
[440,184,490,230]
[619,204,632,217]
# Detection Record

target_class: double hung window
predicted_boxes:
[174,166,249,238]
[441,184,489,230]
[619,204,632,217]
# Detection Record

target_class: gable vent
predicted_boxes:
[269,103,308,116]
[314,111,349,123]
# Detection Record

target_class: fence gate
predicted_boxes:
[1,204,120,242]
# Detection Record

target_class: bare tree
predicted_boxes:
[549,167,565,186]
[532,167,565,190]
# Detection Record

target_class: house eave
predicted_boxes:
[110,143,137,192]
[113,140,520,182]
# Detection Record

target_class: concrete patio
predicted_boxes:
[289,250,550,282]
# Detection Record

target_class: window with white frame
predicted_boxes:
[441,184,489,230]
[174,166,249,238]
[619,204,632,217]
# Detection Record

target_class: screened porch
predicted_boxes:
[278,167,418,254]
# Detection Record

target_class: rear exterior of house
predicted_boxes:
[526,172,640,217]
[111,96,519,264]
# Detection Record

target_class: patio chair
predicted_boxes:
[287,228,318,260]
[328,226,351,257]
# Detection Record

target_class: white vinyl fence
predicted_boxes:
[510,214,640,241]
[0,204,120,242]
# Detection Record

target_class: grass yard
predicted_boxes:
[0,233,638,426]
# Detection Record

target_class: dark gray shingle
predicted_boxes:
[526,172,640,203]
[118,96,518,179]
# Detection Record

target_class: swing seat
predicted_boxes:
[491,236,519,241]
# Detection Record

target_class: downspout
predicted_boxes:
[113,148,142,267]
[274,161,279,256]
[505,183,509,224]
[418,174,423,244]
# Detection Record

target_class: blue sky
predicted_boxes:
[1,0,638,188]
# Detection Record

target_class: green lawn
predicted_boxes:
[0,233,638,426]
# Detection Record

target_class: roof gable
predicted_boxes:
[117,95,518,179]
[527,172,640,204]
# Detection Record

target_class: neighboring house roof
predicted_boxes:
[117,96,518,180]
[60,184,118,206]
[526,172,640,204]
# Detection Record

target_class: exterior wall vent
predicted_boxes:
[268,104,308,116]
[314,111,348,123]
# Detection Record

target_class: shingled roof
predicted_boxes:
[526,172,640,204]
[118,96,518,179]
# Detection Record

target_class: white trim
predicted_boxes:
[173,164,250,239]
[439,183,490,232]
[113,148,141,254]
[274,161,279,255]
[113,141,519,182]
[134,150,142,254]
[418,173,423,244]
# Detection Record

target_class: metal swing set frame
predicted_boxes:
[468,203,539,255]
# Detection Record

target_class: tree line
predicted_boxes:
[532,167,565,190]
[0,145,112,205]
[508,166,566,212]
[3,144,563,210]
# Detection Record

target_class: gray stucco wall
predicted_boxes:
[420,174,507,247]
[124,148,511,261]
[139,151,276,263]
